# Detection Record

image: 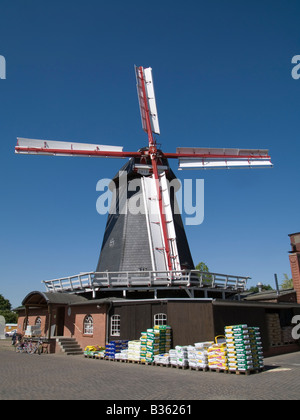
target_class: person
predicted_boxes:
[12,331,17,346]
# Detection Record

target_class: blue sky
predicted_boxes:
[0,0,299,308]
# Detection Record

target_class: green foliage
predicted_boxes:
[195,262,212,285]
[195,262,210,272]
[281,274,293,290]
[0,294,11,311]
[0,294,17,323]
[247,284,273,293]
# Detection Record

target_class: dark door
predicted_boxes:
[56,307,65,336]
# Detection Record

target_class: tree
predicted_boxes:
[195,262,212,285]
[0,294,11,311]
[195,262,210,273]
[281,274,293,290]
[247,284,273,293]
[0,294,17,323]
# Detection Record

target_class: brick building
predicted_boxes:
[289,232,300,303]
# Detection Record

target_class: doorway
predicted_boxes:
[56,307,65,336]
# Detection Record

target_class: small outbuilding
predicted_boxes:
[16,290,300,357]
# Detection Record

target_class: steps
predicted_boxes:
[56,337,83,355]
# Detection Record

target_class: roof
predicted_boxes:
[22,291,89,306]
[242,289,296,301]
[212,298,300,309]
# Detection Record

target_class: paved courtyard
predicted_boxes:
[0,339,299,401]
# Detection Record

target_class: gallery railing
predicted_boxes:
[42,270,249,293]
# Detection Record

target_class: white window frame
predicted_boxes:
[154,313,167,326]
[111,314,121,337]
[83,315,94,335]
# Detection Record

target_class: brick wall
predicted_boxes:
[289,253,300,303]
[16,308,48,336]
[17,304,107,352]
[63,304,107,350]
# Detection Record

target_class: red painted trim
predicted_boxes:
[151,157,173,271]
[163,152,271,159]
[138,66,173,272]
[15,147,142,158]
[15,148,271,161]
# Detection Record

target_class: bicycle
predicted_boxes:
[15,338,44,354]
[32,338,44,355]
[15,338,29,353]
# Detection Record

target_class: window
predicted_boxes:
[35,317,41,326]
[111,315,121,336]
[83,315,94,335]
[23,317,29,332]
[154,313,167,326]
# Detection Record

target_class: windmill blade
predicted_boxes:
[15,138,128,158]
[135,66,160,135]
[175,147,273,170]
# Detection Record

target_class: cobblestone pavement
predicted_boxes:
[1,339,300,401]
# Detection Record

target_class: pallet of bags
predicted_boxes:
[105,340,128,359]
[225,325,264,373]
[169,346,188,367]
[187,344,209,369]
[207,341,228,371]
[144,328,160,363]
[114,349,128,361]
[93,346,106,359]
[153,325,172,353]
[139,331,148,363]
[128,340,141,362]
[169,349,178,366]
[145,326,172,363]
[175,345,189,368]
[84,345,98,357]
[154,353,170,366]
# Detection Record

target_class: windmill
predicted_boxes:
[15,66,272,291]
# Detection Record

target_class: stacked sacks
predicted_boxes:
[114,348,128,360]
[175,346,189,367]
[145,329,160,363]
[128,340,141,362]
[208,342,228,371]
[187,342,213,369]
[139,331,148,363]
[105,340,128,359]
[154,353,170,365]
[225,325,264,372]
[144,326,172,363]
[169,349,178,366]
[169,346,188,367]
[84,345,106,358]
[84,345,98,357]
[154,325,172,353]
[94,346,106,358]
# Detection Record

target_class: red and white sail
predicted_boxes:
[175,147,272,170]
[15,137,128,158]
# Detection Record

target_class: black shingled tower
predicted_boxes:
[96,154,194,273]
